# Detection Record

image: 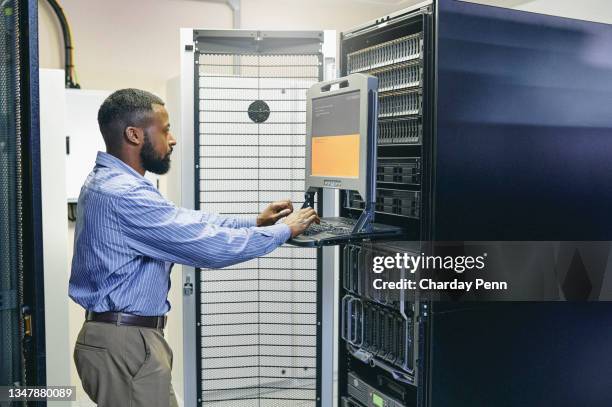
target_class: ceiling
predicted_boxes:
[456,0,536,7]
[186,0,536,6]
[293,0,536,6]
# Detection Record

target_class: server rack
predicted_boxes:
[182,29,337,407]
[337,1,612,406]
[0,0,46,389]
[339,4,433,406]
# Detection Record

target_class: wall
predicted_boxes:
[39,0,612,103]
[514,0,612,23]
[38,0,404,98]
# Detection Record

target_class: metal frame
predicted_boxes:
[319,31,340,407]
[179,27,198,407]
[194,29,325,55]
[340,0,433,41]
[419,3,436,407]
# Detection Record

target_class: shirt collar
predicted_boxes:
[95,151,153,185]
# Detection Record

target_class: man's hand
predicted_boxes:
[281,207,320,238]
[257,200,294,226]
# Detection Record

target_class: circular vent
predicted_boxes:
[248,100,270,123]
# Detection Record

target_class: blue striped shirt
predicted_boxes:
[69,152,291,316]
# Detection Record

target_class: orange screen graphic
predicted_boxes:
[311,134,360,178]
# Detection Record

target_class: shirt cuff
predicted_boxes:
[259,223,292,245]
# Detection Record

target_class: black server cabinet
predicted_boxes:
[433,0,612,241]
[339,5,432,407]
[337,1,612,406]
[0,0,46,389]
[422,302,612,407]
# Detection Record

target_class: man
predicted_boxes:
[69,88,319,407]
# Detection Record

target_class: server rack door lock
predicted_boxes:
[183,276,194,296]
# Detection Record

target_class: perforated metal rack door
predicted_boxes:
[1,0,24,386]
[194,32,323,407]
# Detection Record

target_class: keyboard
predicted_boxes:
[288,216,404,247]
[302,218,356,236]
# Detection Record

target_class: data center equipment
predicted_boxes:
[336,1,612,406]
[174,29,338,407]
[339,241,420,405]
[175,2,612,406]
[345,371,407,407]
[289,74,404,247]
[0,0,47,388]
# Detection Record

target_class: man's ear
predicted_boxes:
[124,126,144,145]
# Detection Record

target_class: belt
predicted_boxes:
[85,310,167,329]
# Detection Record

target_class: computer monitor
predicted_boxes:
[305,73,378,201]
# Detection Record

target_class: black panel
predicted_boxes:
[435,0,612,240]
[429,303,612,407]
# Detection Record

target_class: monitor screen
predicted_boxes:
[311,90,361,178]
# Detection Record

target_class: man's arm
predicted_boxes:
[114,185,290,269]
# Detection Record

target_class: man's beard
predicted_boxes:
[141,133,172,175]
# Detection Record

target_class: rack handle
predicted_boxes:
[320,79,349,92]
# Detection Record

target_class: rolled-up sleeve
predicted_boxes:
[114,185,290,269]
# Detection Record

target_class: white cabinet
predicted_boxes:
[65,89,160,202]
[65,89,109,202]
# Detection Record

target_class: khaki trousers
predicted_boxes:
[73,321,178,407]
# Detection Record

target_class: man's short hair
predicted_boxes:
[98,88,165,147]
